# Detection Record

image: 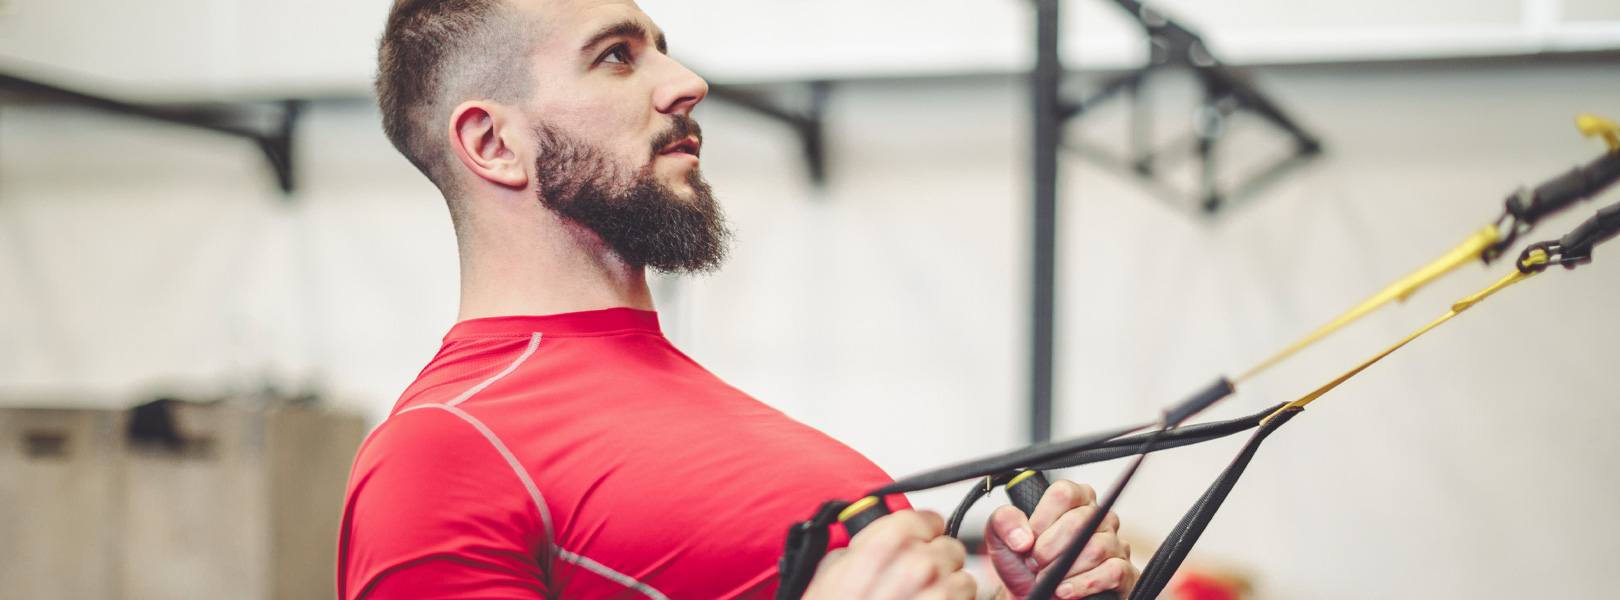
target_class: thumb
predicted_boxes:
[987,504,1034,553]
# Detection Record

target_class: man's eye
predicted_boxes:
[600,44,631,65]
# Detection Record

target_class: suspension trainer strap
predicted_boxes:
[1026,425,1169,600]
[945,477,996,538]
[1486,113,1620,261]
[1522,198,1620,270]
[1263,250,1547,424]
[1237,226,1499,384]
[1028,402,1283,472]
[942,402,1280,541]
[775,500,849,600]
[869,378,1233,498]
[1128,406,1303,600]
[1553,200,1620,266]
[1505,134,1620,226]
[865,422,1147,497]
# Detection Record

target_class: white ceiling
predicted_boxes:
[0,0,1614,100]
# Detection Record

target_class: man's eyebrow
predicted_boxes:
[578,19,668,55]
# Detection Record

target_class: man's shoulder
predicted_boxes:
[340,404,552,600]
[346,404,547,534]
[351,405,508,482]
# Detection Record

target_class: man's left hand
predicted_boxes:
[984,480,1138,600]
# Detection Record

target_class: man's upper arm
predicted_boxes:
[341,406,551,600]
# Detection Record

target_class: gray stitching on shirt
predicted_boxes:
[399,403,557,559]
[393,331,669,600]
[395,405,672,599]
[557,549,672,600]
[447,332,542,406]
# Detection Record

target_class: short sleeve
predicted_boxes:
[339,406,551,599]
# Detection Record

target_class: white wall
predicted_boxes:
[3,58,1619,598]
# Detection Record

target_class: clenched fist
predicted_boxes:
[803,510,978,600]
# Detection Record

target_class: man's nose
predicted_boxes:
[652,55,708,116]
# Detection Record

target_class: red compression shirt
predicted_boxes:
[339,308,907,600]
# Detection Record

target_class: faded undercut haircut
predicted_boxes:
[376,0,533,199]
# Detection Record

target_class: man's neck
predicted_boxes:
[454,201,654,322]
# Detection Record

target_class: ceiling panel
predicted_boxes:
[0,0,1612,100]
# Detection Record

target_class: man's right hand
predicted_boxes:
[801,510,977,600]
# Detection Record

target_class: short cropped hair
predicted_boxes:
[376,0,532,196]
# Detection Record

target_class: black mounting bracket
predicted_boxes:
[0,71,304,197]
[1027,0,1325,445]
[1062,0,1323,215]
[708,81,832,187]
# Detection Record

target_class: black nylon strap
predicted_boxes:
[866,422,1147,497]
[777,383,1251,600]
[1128,407,1301,600]
[1516,151,1620,225]
[1554,199,1620,266]
[868,378,1235,498]
[946,477,996,538]
[775,500,849,600]
[942,403,1281,540]
[1029,403,1282,472]
[1026,426,1167,600]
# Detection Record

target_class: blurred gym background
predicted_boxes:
[1,0,1618,598]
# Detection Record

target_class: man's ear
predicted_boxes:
[448,101,528,189]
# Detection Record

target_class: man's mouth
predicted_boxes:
[659,136,701,157]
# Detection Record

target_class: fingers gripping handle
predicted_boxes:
[1005,471,1120,600]
[841,476,1121,600]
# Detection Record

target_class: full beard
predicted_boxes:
[532,120,731,275]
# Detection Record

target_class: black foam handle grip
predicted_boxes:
[1525,152,1620,223]
[1554,200,1620,265]
[1164,377,1234,428]
[838,496,890,537]
[1006,470,1051,516]
[1005,472,1119,600]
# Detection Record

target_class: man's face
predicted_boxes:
[512,0,728,272]
[531,121,729,274]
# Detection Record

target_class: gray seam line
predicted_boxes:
[556,549,672,600]
[397,404,671,600]
[397,403,557,551]
[397,406,669,599]
[447,332,543,407]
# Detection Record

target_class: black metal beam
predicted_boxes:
[1030,0,1062,445]
[1061,0,1322,216]
[0,72,302,195]
[707,81,831,186]
[1025,0,1326,444]
[257,100,303,194]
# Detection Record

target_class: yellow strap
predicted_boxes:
[1260,250,1548,425]
[1236,113,1606,387]
[1576,114,1620,153]
[1005,470,1040,489]
[838,496,883,522]
[1236,225,1501,384]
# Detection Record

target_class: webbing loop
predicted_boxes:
[1129,407,1302,600]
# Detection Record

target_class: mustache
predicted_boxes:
[649,115,703,159]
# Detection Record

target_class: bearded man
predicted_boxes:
[338,1,1139,599]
